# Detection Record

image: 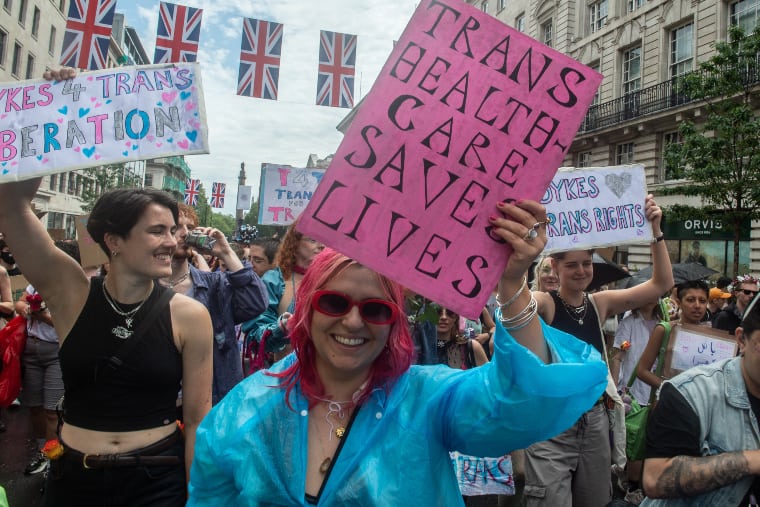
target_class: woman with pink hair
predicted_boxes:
[188,200,608,506]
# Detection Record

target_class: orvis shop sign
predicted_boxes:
[662,216,750,240]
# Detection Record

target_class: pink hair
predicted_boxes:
[270,248,414,408]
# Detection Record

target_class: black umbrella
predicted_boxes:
[621,262,718,288]
[587,253,631,291]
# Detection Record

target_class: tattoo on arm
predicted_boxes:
[656,452,750,497]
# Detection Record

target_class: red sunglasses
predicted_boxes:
[311,290,399,325]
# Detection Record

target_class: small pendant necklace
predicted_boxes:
[102,278,151,339]
[558,292,588,326]
[314,381,367,474]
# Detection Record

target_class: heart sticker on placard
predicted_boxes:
[604,173,632,198]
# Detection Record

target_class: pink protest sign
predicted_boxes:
[299,0,602,318]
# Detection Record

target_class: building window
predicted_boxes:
[731,0,760,32]
[144,173,153,187]
[17,0,27,26]
[589,61,601,104]
[3,0,11,13]
[622,46,642,94]
[661,131,684,181]
[577,151,592,167]
[498,0,506,11]
[31,6,40,38]
[0,30,6,67]
[11,41,21,76]
[49,174,57,191]
[481,0,488,12]
[616,142,635,164]
[542,20,553,47]
[590,0,608,33]
[58,171,66,192]
[516,13,525,32]
[58,0,64,12]
[25,53,34,78]
[67,172,75,195]
[627,0,645,14]
[671,23,694,78]
[48,26,56,55]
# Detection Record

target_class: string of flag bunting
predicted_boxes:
[183,179,228,209]
[60,0,358,108]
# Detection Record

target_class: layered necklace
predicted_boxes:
[558,292,589,326]
[314,381,367,474]
[102,278,152,339]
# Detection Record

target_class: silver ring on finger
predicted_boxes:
[523,228,539,241]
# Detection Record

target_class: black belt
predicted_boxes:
[63,428,183,469]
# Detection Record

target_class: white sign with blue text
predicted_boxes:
[542,165,653,253]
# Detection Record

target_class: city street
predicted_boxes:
[0,406,46,507]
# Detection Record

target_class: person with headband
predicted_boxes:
[188,200,609,506]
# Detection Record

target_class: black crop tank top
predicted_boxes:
[59,277,182,431]
[548,290,604,354]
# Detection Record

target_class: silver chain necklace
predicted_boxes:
[558,292,589,326]
[102,278,151,339]
[165,271,190,288]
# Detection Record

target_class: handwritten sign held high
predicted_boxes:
[0,62,208,182]
[299,0,602,318]
[543,165,653,253]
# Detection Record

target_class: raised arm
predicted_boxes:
[643,450,760,498]
[0,179,88,337]
[489,200,550,362]
[594,195,674,320]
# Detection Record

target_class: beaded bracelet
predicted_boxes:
[500,294,538,331]
[495,276,527,311]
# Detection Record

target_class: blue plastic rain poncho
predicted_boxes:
[188,318,608,506]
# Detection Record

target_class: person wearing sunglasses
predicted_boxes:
[187,200,609,506]
[434,307,488,370]
[713,274,759,335]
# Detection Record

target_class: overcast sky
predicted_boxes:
[117,0,418,215]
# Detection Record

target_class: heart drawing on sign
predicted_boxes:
[604,173,632,198]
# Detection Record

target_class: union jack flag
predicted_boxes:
[154,1,203,64]
[184,178,200,206]
[237,18,283,100]
[59,0,117,70]
[316,31,357,108]
[210,182,226,208]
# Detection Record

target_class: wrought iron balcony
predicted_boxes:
[579,79,695,133]
[578,61,760,133]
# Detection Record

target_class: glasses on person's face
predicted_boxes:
[742,289,759,297]
[436,307,458,320]
[311,290,398,325]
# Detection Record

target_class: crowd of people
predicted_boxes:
[0,67,757,507]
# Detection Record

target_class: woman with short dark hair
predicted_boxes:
[0,176,213,506]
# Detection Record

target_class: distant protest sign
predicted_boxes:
[543,165,653,254]
[450,452,514,496]
[75,214,107,269]
[258,163,325,226]
[298,0,602,317]
[0,62,208,182]
[663,324,737,379]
